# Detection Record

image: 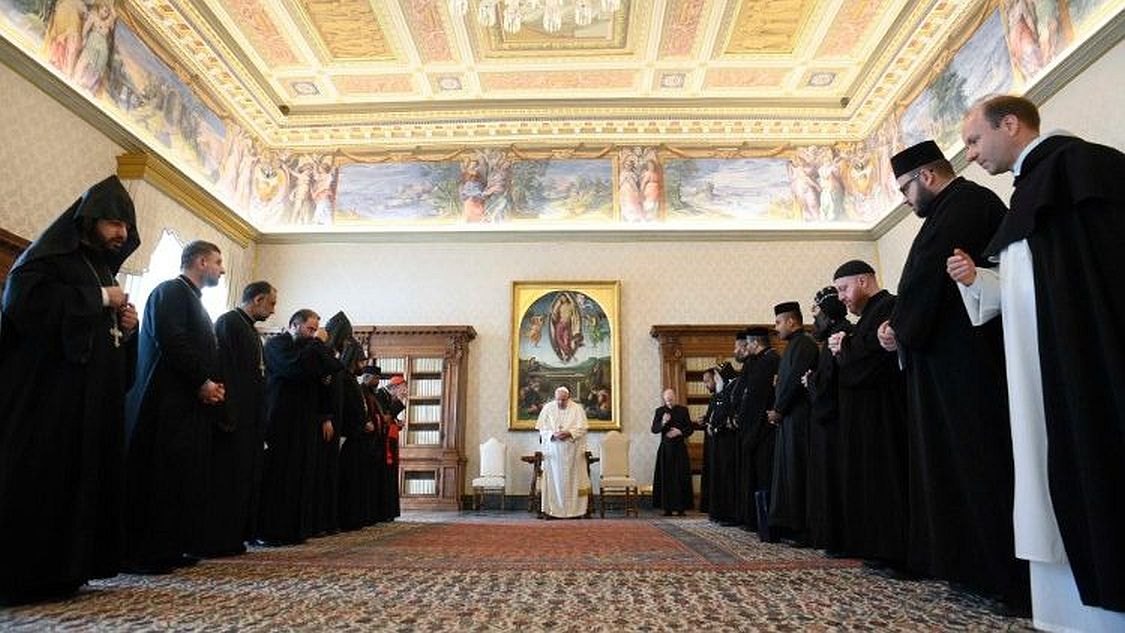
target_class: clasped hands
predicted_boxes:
[199,379,225,405]
[551,430,573,441]
[105,286,138,332]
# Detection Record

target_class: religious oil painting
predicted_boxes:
[664,158,796,222]
[333,161,462,223]
[510,281,621,431]
[900,10,1013,149]
[506,159,614,221]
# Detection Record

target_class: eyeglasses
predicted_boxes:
[898,171,923,196]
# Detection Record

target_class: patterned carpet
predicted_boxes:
[0,514,1032,631]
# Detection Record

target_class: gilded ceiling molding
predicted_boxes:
[116,153,260,247]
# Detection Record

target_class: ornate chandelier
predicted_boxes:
[448,0,622,34]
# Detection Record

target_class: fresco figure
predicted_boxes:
[45,0,86,77]
[460,158,487,222]
[311,156,337,225]
[619,156,643,222]
[640,159,663,221]
[549,292,583,363]
[73,1,115,92]
[1006,0,1045,80]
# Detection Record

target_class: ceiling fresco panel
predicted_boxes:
[220,0,299,67]
[334,74,415,95]
[659,0,708,58]
[479,1,631,55]
[724,0,816,55]
[815,0,889,58]
[398,0,457,63]
[297,0,394,61]
[704,67,790,89]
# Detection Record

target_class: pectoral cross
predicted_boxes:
[110,322,123,348]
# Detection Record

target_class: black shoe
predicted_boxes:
[122,561,175,575]
[0,582,82,606]
[662,511,673,516]
[676,511,686,516]
[824,550,850,559]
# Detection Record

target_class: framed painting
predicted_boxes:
[509,281,621,431]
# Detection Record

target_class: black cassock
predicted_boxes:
[372,387,405,521]
[336,371,377,530]
[706,380,740,524]
[258,334,341,544]
[890,177,1026,603]
[698,389,718,514]
[124,275,219,568]
[805,321,850,550]
[737,348,779,529]
[650,404,693,513]
[196,308,267,556]
[984,135,1125,611]
[768,332,818,536]
[835,289,907,565]
[0,177,139,602]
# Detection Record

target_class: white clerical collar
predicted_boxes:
[1013,129,1067,176]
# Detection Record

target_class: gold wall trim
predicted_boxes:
[256,228,873,245]
[116,153,260,248]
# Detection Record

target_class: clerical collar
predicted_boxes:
[1013,129,1067,177]
[177,274,202,298]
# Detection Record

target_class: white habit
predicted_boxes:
[956,133,1125,633]
[536,400,590,518]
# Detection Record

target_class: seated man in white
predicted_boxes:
[536,387,590,519]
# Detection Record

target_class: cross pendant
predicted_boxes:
[110,324,123,348]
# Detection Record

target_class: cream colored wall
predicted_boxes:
[255,239,876,494]
[877,37,1125,290]
[0,62,255,303]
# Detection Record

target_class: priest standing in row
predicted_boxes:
[767,301,818,544]
[803,287,850,551]
[257,309,341,545]
[706,358,741,526]
[952,94,1125,629]
[738,327,778,534]
[124,240,225,573]
[650,388,693,516]
[876,140,1026,609]
[829,260,908,572]
[536,386,590,519]
[0,176,140,604]
[197,280,276,557]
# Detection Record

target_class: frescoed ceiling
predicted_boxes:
[122,0,990,149]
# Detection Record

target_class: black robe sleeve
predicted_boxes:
[773,335,819,415]
[836,292,898,387]
[150,282,213,389]
[215,311,263,433]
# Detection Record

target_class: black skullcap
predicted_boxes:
[734,330,750,341]
[890,140,945,179]
[774,301,801,318]
[362,365,382,376]
[833,259,875,280]
[745,326,771,338]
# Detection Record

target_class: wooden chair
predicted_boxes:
[598,431,639,518]
[471,437,507,510]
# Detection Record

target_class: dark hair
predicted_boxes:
[978,95,1040,131]
[241,280,275,304]
[289,309,319,327]
[749,334,770,347]
[180,240,221,270]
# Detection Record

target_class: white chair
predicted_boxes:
[598,431,639,518]
[472,437,507,510]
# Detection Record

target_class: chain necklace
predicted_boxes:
[79,249,123,348]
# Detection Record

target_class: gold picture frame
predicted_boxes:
[509,281,621,431]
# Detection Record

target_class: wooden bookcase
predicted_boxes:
[356,325,476,511]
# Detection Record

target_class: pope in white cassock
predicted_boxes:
[536,387,590,518]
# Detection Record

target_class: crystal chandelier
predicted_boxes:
[449,0,621,34]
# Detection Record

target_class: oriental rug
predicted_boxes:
[0,515,1032,631]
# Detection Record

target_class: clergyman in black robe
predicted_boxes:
[737,327,779,532]
[337,345,378,530]
[706,359,741,525]
[767,302,819,543]
[0,176,140,604]
[828,260,908,569]
[804,287,850,551]
[372,377,407,521]
[650,389,693,515]
[955,95,1125,617]
[697,368,719,514]
[880,140,1027,607]
[196,281,276,557]
[257,309,342,545]
[123,240,225,573]
[315,310,354,535]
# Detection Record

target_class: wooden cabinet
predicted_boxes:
[0,228,30,289]
[356,325,476,511]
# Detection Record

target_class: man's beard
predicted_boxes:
[913,188,936,218]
